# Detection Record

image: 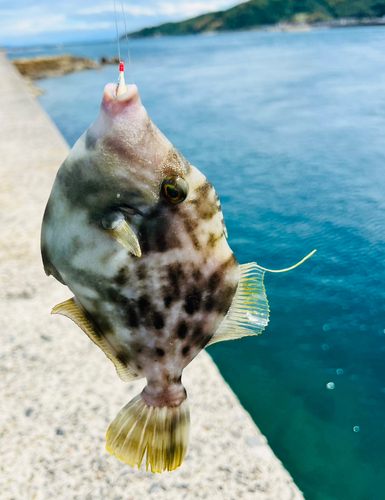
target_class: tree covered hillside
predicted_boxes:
[129,0,385,37]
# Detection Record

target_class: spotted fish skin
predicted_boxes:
[41,83,239,408]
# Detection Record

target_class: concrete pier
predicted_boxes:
[0,50,304,500]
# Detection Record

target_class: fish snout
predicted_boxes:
[101,83,142,115]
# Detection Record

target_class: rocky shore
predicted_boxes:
[0,50,305,500]
[12,54,100,80]
[12,54,115,96]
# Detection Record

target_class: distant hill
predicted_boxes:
[129,0,385,38]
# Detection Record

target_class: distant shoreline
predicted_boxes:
[126,15,385,39]
[9,16,385,91]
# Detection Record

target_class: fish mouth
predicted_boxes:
[100,83,142,121]
[102,83,140,105]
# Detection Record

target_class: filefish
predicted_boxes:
[41,65,314,473]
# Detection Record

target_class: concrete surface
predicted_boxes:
[0,50,305,500]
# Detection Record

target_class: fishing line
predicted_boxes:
[121,0,134,83]
[113,0,121,63]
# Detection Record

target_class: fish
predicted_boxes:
[41,66,314,473]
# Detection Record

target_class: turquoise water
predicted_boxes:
[10,28,385,499]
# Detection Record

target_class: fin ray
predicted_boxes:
[257,249,316,273]
[207,263,269,346]
[106,394,190,473]
[51,297,141,382]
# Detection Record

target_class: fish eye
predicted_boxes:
[161,176,188,204]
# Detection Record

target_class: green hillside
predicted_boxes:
[129,0,385,37]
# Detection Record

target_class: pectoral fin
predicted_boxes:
[102,213,142,257]
[51,297,141,382]
[206,263,269,346]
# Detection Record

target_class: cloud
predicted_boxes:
[158,1,232,17]
[0,0,241,45]
[0,11,113,37]
[76,1,234,18]
[77,3,156,16]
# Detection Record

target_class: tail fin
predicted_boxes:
[106,393,190,473]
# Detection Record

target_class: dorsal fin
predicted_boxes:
[51,297,141,382]
[207,250,316,346]
[256,249,316,273]
[206,263,269,346]
[102,212,142,257]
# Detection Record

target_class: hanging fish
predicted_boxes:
[41,64,315,473]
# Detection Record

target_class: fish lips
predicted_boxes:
[101,83,142,116]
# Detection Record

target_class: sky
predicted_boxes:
[0,0,241,47]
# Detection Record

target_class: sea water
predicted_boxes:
[8,27,385,500]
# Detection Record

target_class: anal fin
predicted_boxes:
[52,297,141,382]
[206,263,269,346]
